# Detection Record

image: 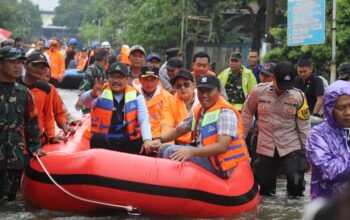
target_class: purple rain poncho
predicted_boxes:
[306,80,350,200]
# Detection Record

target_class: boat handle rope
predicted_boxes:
[34,153,142,216]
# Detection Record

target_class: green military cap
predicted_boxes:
[0,46,26,61]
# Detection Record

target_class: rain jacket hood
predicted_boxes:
[323,80,350,129]
[306,80,350,200]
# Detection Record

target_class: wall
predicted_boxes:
[193,42,252,74]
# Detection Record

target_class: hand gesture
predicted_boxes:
[91,78,105,98]
[140,140,153,154]
[150,139,161,151]
[60,123,76,136]
[170,148,194,162]
[75,99,84,111]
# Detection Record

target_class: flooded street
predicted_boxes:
[0,89,311,220]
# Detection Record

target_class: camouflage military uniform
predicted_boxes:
[0,82,41,201]
[78,63,105,114]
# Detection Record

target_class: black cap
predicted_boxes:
[171,69,194,85]
[140,65,159,78]
[274,62,297,90]
[338,62,350,80]
[230,52,242,61]
[261,63,276,75]
[81,47,87,52]
[166,57,183,70]
[108,62,128,76]
[165,48,183,59]
[196,74,221,89]
[27,51,50,67]
[0,46,26,61]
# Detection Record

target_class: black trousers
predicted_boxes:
[253,149,309,197]
[90,133,143,155]
[0,169,22,201]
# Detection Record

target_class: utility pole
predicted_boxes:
[330,0,337,83]
[180,0,185,50]
[265,0,276,44]
[98,18,101,42]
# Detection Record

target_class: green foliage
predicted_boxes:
[264,0,350,76]
[121,0,182,51]
[53,0,91,32]
[0,0,42,41]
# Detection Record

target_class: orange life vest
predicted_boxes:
[191,96,249,171]
[161,93,199,145]
[89,84,141,140]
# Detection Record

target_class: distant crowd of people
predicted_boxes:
[0,37,350,220]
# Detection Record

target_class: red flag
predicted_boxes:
[0,29,12,43]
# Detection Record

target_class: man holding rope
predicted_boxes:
[0,46,45,201]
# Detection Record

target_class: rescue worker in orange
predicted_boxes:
[152,74,249,179]
[79,62,153,154]
[117,44,131,66]
[41,68,77,133]
[161,69,199,145]
[18,51,68,144]
[46,40,65,87]
[133,65,173,140]
[77,48,88,71]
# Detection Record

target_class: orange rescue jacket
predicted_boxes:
[140,86,173,139]
[89,84,141,140]
[46,49,65,80]
[191,96,249,171]
[162,92,199,144]
[30,81,56,139]
[49,84,67,126]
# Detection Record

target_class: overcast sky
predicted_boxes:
[30,0,59,11]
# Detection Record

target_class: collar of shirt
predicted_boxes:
[113,93,124,103]
[230,69,242,75]
[141,85,162,101]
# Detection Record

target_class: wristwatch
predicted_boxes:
[153,137,163,143]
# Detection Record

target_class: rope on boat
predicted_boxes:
[34,152,141,215]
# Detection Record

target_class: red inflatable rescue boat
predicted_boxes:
[22,118,260,217]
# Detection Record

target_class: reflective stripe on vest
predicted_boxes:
[90,84,141,140]
[191,97,249,171]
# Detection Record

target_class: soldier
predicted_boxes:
[241,62,310,198]
[0,46,45,201]
[76,48,109,113]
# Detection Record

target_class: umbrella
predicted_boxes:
[0,29,12,43]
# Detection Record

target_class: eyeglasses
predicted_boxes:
[174,82,192,89]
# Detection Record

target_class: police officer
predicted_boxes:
[338,62,350,82]
[0,46,45,201]
[241,61,310,198]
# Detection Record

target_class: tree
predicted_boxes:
[121,0,182,51]
[0,0,42,42]
[264,0,350,80]
[53,0,91,33]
